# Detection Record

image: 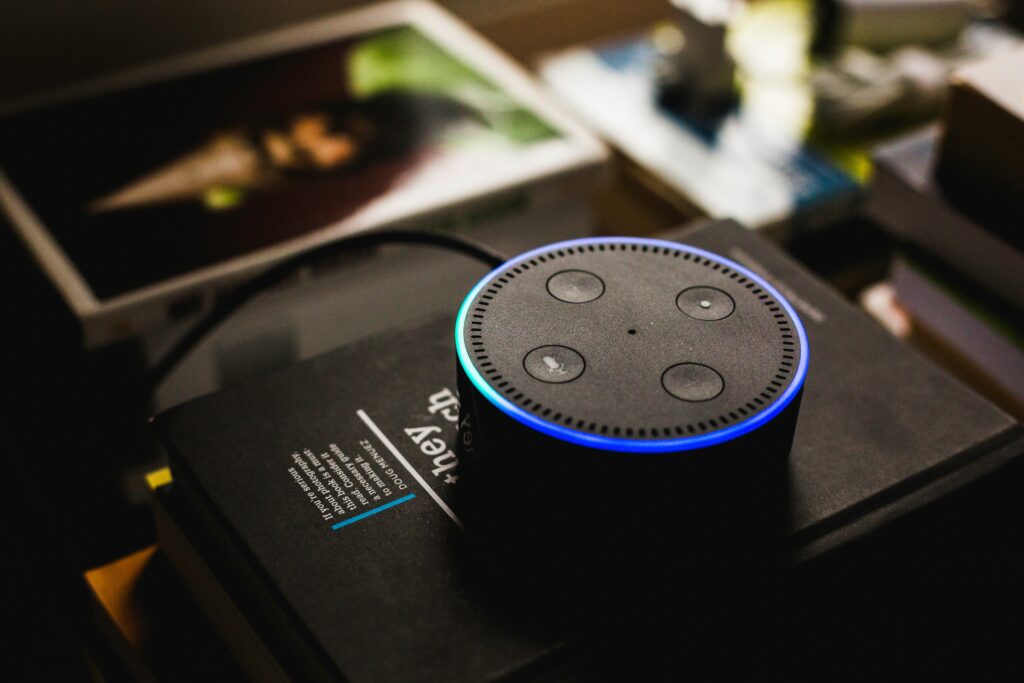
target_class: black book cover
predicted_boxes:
[155,220,1022,682]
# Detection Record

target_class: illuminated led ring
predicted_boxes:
[455,237,809,453]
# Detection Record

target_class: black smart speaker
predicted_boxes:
[454,236,808,563]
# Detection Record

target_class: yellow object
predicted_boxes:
[145,467,173,491]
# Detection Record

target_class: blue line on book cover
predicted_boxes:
[332,493,417,530]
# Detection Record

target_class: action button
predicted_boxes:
[662,363,724,402]
[677,286,735,321]
[547,270,605,303]
[524,345,586,383]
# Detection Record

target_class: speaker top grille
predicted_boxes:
[456,237,808,452]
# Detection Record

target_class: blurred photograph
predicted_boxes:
[1,24,559,300]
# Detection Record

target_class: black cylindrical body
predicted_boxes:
[454,237,809,583]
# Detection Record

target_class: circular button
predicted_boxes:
[662,363,724,402]
[547,270,605,303]
[524,346,585,383]
[677,286,735,321]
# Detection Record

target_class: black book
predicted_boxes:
[154,220,1022,682]
[865,126,1024,314]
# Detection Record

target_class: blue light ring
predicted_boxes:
[455,236,809,453]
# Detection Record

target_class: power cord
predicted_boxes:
[146,229,508,398]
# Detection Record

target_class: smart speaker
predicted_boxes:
[453,236,808,553]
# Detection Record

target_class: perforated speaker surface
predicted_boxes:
[456,237,809,453]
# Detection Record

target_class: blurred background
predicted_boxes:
[1,1,1022,681]
[1,0,670,102]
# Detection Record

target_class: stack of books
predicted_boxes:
[148,220,1021,681]
[865,50,1024,417]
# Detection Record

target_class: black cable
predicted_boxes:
[146,229,508,398]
